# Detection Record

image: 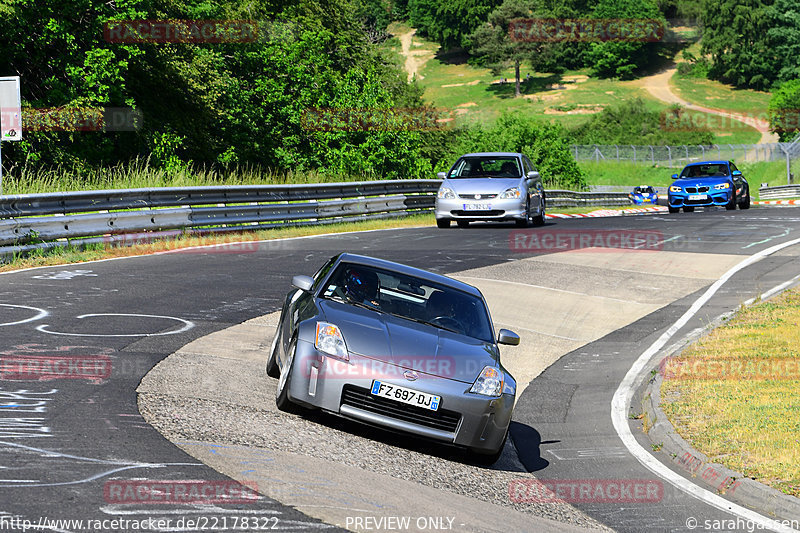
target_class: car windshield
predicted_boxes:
[680,164,729,178]
[448,156,521,179]
[320,262,494,342]
[634,187,654,194]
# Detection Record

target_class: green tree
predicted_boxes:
[767,80,800,141]
[766,0,800,84]
[587,0,666,79]
[409,0,502,50]
[467,0,545,97]
[701,0,777,90]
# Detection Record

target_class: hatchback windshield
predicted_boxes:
[448,157,521,179]
[680,164,729,178]
[320,262,494,342]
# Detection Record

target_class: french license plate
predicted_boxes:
[463,203,491,211]
[370,380,440,411]
[688,194,708,201]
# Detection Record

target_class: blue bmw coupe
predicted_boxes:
[667,160,750,213]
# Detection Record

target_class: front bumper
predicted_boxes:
[669,191,732,208]
[435,197,527,222]
[286,339,514,453]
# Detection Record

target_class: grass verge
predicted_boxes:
[661,287,800,498]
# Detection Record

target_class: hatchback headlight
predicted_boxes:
[469,366,503,397]
[315,322,348,361]
[437,187,456,199]
[500,187,521,199]
[714,183,731,190]
[669,186,682,193]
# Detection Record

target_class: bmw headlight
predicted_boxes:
[315,322,348,361]
[669,186,682,193]
[437,187,456,199]
[500,187,521,199]
[714,183,731,190]
[469,366,503,397]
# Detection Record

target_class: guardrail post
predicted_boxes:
[615,145,619,162]
[650,145,655,165]
[698,145,705,158]
[666,146,672,167]
[632,145,636,164]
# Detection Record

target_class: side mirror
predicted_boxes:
[527,170,540,179]
[292,275,314,292]
[671,174,678,179]
[497,328,520,346]
[732,170,742,176]
[437,171,447,180]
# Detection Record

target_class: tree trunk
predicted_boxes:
[514,59,521,98]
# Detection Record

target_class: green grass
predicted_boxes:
[661,288,800,498]
[671,74,772,116]
[0,158,385,195]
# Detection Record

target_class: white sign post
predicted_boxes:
[0,76,22,195]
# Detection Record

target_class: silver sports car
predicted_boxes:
[267,253,520,463]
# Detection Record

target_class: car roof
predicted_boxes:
[335,253,483,297]
[683,160,730,166]
[459,152,522,158]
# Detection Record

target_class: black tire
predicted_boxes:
[468,430,507,466]
[436,219,450,228]
[726,191,737,210]
[683,206,695,213]
[275,339,297,412]
[739,191,751,209]
[456,220,470,228]
[531,197,545,226]
[266,332,281,378]
[668,206,680,213]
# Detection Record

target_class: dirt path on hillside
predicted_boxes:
[638,65,778,144]
[396,29,433,82]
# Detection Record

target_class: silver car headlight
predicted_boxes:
[499,187,521,199]
[437,187,456,199]
[469,366,503,397]
[315,322,348,361]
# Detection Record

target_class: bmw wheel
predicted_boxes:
[668,206,680,213]
[739,191,751,209]
[726,191,737,210]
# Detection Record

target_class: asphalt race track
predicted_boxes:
[1,207,800,533]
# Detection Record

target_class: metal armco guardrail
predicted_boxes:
[0,181,632,258]
[758,184,800,200]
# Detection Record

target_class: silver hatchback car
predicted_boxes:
[435,152,546,228]
[267,253,520,463]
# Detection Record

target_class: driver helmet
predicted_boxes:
[344,266,379,303]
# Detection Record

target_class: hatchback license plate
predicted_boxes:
[463,203,491,211]
[688,194,708,200]
[370,380,440,411]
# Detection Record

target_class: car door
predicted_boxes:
[729,161,746,200]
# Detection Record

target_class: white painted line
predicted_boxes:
[0,304,48,326]
[36,313,194,337]
[611,236,800,533]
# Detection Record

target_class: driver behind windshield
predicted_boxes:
[343,266,380,309]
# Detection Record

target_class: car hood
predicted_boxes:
[444,178,521,195]
[672,177,731,188]
[319,300,498,383]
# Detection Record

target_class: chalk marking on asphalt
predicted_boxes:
[742,226,792,249]
[631,234,683,250]
[36,313,194,337]
[611,236,800,533]
[0,304,48,327]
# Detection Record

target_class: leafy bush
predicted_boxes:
[439,113,587,190]
[767,79,800,142]
[568,98,714,145]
